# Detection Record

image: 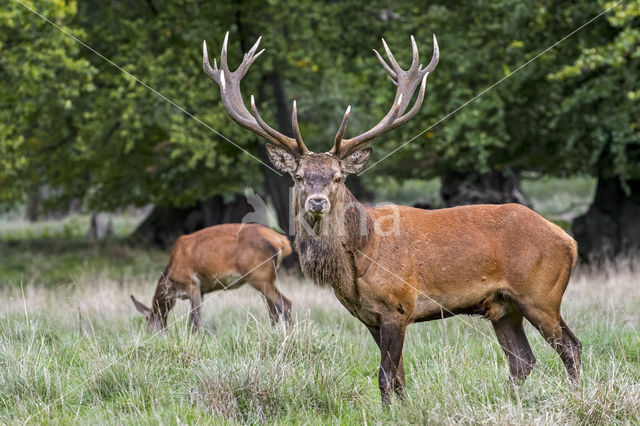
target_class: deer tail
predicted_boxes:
[569,237,579,269]
[272,248,280,270]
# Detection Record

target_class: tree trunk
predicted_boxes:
[259,72,300,268]
[87,213,114,241]
[347,174,374,202]
[225,193,253,223]
[259,73,294,232]
[130,204,195,249]
[129,194,254,249]
[440,170,531,207]
[573,177,640,260]
[26,187,41,222]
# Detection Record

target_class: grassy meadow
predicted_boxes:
[0,240,639,424]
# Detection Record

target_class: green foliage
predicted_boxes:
[549,0,640,182]
[363,1,606,179]
[0,1,95,205]
[71,1,263,209]
[0,0,637,210]
[550,1,640,79]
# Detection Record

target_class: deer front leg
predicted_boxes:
[378,319,406,406]
[367,325,406,399]
[395,354,406,398]
[187,286,202,332]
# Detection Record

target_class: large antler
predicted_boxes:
[203,32,309,155]
[330,35,439,158]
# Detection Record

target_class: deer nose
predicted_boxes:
[308,196,328,213]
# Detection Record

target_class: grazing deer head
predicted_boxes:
[131,294,165,332]
[203,33,581,406]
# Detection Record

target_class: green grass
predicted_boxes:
[0,211,145,241]
[522,175,596,220]
[0,242,639,424]
[0,239,166,287]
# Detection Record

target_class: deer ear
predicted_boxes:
[265,144,297,174]
[131,295,152,319]
[340,148,372,174]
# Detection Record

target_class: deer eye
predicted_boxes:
[295,174,303,182]
[333,175,343,184]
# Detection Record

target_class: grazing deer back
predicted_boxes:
[165,224,288,280]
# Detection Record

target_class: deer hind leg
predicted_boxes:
[264,298,280,326]
[491,308,536,383]
[276,289,292,325]
[249,279,292,326]
[518,303,581,387]
[557,316,582,386]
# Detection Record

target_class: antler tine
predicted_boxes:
[203,40,220,84]
[381,38,400,72]
[410,35,419,69]
[220,31,231,74]
[246,35,263,57]
[250,96,299,152]
[373,49,397,81]
[330,105,351,156]
[392,73,428,128]
[332,35,439,158]
[203,33,302,154]
[292,101,310,154]
[237,36,264,78]
[421,34,439,73]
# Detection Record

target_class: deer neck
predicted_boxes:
[293,185,372,289]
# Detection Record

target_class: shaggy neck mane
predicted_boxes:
[294,186,372,288]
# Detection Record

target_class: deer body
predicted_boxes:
[202,32,581,405]
[132,223,292,331]
[300,201,577,323]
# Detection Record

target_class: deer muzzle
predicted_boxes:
[306,195,330,215]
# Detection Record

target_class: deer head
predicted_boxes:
[131,295,165,332]
[203,33,438,233]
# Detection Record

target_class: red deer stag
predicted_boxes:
[202,33,581,404]
[131,223,292,331]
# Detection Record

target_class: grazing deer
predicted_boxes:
[202,33,581,404]
[131,223,292,331]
